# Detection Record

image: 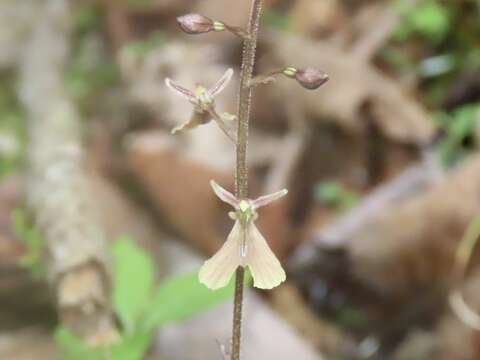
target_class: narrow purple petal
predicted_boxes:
[210,180,239,209]
[252,189,288,209]
[165,78,197,102]
[207,68,234,98]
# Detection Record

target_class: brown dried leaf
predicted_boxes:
[125,131,232,254]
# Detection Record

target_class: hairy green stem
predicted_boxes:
[231,0,263,359]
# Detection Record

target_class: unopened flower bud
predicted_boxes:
[177,14,223,34]
[282,67,329,90]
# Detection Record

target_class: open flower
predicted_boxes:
[199,180,288,290]
[165,68,236,141]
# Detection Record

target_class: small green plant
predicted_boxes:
[393,0,451,44]
[385,0,480,106]
[12,208,46,278]
[315,181,361,213]
[56,236,237,360]
[435,103,480,166]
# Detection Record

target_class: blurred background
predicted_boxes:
[1,0,480,359]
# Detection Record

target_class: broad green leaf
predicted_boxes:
[112,236,155,333]
[55,327,103,360]
[55,327,153,360]
[111,332,153,360]
[142,271,235,330]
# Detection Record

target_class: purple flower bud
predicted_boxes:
[176,14,219,34]
[294,68,329,90]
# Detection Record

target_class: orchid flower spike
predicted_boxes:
[165,69,236,141]
[199,180,288,290]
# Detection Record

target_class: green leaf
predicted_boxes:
[451,105,479,138]
[112,236,155,333]
[110,332,153,360]
[410,2,450,42]
[142,271,235,331]
[434,103,480,166]
[393,0,450,43]
[55,327,153,360]
[55,327,103,360]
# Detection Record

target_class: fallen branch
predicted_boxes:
[18,0,116,343]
